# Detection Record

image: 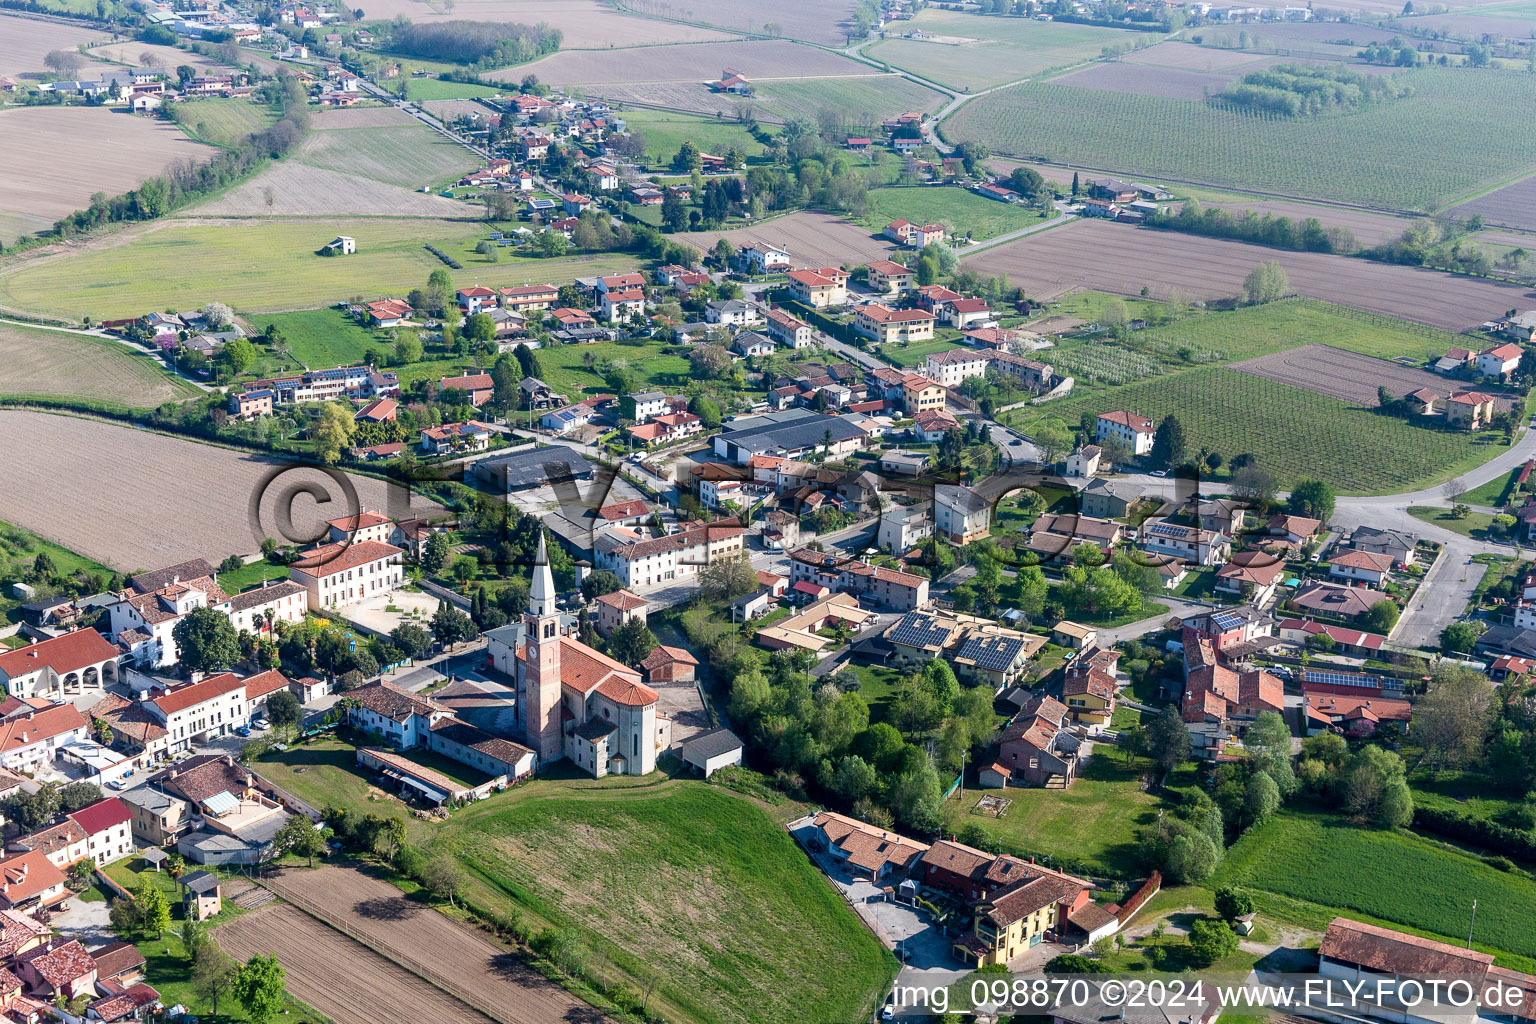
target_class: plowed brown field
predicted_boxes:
[677,210,901,267]
[259,864,609,1024]
[217,904,493,1024]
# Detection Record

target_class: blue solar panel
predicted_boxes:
[1210,611,1244,631]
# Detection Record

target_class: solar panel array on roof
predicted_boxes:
[1304,669,1374,689]
[958,634,1025,671]
[1147,523,1188,537]
[889,612,954,650]
[1210,611,1244,632]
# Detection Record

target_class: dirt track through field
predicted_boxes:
[259,864,610,1024]
[217,903,494,1024]
[963,218,1536,332]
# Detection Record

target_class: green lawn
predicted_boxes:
[753,75,946,127]
[880,334,968,365]
[1209,809,1536,970]
[255,307,396,370]
[216,558,291,594]
[435,778,895,1024]
[405,78,507,101]
[172,97,279,147]
[254,737,416,826]
[0,218,640,318]
[865,11,1137,91]
[854,663,909,722]
[617,111,765,168]
[537,339,695,399]
[1462,468,1519,508]
[1408,505,1508,541]
[944,755,1162,876]
[0,520,112,624]
[1409,767,1530,828]
[863,186,1039,241]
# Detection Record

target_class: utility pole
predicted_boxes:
[1468,898,1478,948]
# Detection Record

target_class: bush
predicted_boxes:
[1484,855,1517,873]
[1413,805,1536,864]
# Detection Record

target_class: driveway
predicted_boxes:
[52,891,115,945]
[1392,541,1486,648]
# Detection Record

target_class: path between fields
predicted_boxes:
[258,863,615,1024]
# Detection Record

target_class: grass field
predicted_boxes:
[172,97,278,147]
[537,338,696,399]
[435,778,895,1024]
[256,306,394,369]
[295,123,480,190]
[863,186,1038,241]
[618,110,765,167]
[0,321,200,408]
[1408,505,1505,540]
[255,737,417,826]
[944,755,1162,875]
[1209,809,1536,969]
[216,557,291,594]
[756,74,947,126]
[404,77,506,101]
[945,66,1536,212]
[865,11,1138,91]
[0,219,639,318]
[1033,366,1495,493]
[1460,467,1518,507]
[0,519,110,624]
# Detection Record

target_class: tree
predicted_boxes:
[59,782,102,814]
[1288,478,1335,522]
[44,49,86,76]
[274,814,331,867]
[1440,620,1481,654]
[1150,415,1186,469]
[193,941,238,1017]
[580,571,624,602]
[606,618,658,666]
[180,917,207,961]
[202,301,234,329]
[313,401,357,465]
[431,601,476,648]
[1362,599,1399,633]
[390,622,433,661]
[1214,886,1255,923]
[1243,261,1289,304]
[224,337,256,375]
[265,690,302,731]
[1244,711,1297,796]
[110,897,143,937]
[464,312,496,344]
[831,755,878,801]
[661,189,687,232]
[1140,816,1219,883]
[1045,954,1098,974]
[1189,919,1240,965]
[699,555,757,601]
[422,531,452,573]
[690,395,722,429]
[673,140,703,172]
[1034,421,1074,466]
[136,877,172,939]
[393,334,423,364]
[422,856,465,907]
[1244,769,1281,828]
[1232,461,1279,514]
[1415,663,1495,769]
[1147,706,1191,775]
[171,606,240,674]
[890,749,943,832]
[233,954,287,1024]
[689,344,732,379]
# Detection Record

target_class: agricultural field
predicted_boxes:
[0,218,635,318]
[0,321,200,408]
[865,11,1137,91]
[0,13,103,77]
[496,39,860,87]
[171,97,278,147]
[1035,366,1499,492]
[677,210,903,268]
[0,106,215,245]
[218,903,488,1024]
[290,121,480,191]
[961,219,1532,332]
[944,67,1536,212]
[944,756,1162,876]
[1450,172,1536,232]
[403,76,506,100]
[357,0,743,45]
[620,0,856,44]
[862,185,1041,241]
[1209,810,1536,969]
[0,410,440,569]
[1122,39,1282,70]
[189,158,471,219]
[1192,21,1409,56]
[1231,343,1453,405]
[1388,5,1536,42]
[254,307,394,370]
[85,40,224,71]
[427,778,895,1024]
[1051,57,1276,102]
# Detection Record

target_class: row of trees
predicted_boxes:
[1148,200,1358,255]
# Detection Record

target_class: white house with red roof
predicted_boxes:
[785,267,848,308]
[288,540,404,611]
[146,672,251,753]
[601,288,646,322]
[438,372,495,406]
[597,272,647,294]
[1095,410,1156,455]
[456,286,497,314]
[0,631,120,701]
[66,798,134,866]
[592,589,648,637]
[1477,341,1525,378]
[0,704,88,772]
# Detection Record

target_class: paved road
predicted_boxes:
[1392,543,1487,648]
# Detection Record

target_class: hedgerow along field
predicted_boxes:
[0,321,199,408]
[1209,810,1536,971]
[0,219,638,319]
[864,11,1140,91]
[944,66,1536,212]
[436,779,896,1024]
[1030,366,1498,493]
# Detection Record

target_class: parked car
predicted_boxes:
[235,726,251,737]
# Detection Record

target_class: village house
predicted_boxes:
[1477,341,1525,378]
[439,372,495,406]
[288,540,404,611]
[1347,526,1417,567]
[1216,551,1287,604]
[934,485,992,545]
[592,589,648,637]
[1329,549,1395,586]
[420,420,493,455]
[997,695,1083,788]
[883,220,945,248]
[925,348,990,388]
[1096,410,1156,455]
[764,307,814,348]
[865,260,916,295]
[0,630,121,701]
[595,520,746,589]
[786,267,849,308]
[853,304,936,344]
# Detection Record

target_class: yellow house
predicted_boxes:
[854,303,936,344]
[954,873,1081,967]
[901,373,946,414]
[1060,668,1116,726]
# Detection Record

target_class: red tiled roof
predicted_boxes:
[440,373,494,393]
[0,851,65,906]
[241,669,291,700]
[639,645,697,670]
[151,672,244,716]
[0,705,85,755]
[594,589,647,611]
[598,499,650,521]
[67,798,133,838]
[1320,917,1492,976]
[0,631,118,679]
[1098,410,1154,433]
[289,540,402,577]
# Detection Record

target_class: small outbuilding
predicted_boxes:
[680,728,743,778]
[978,763,1011,789]
[179,871,221,921]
